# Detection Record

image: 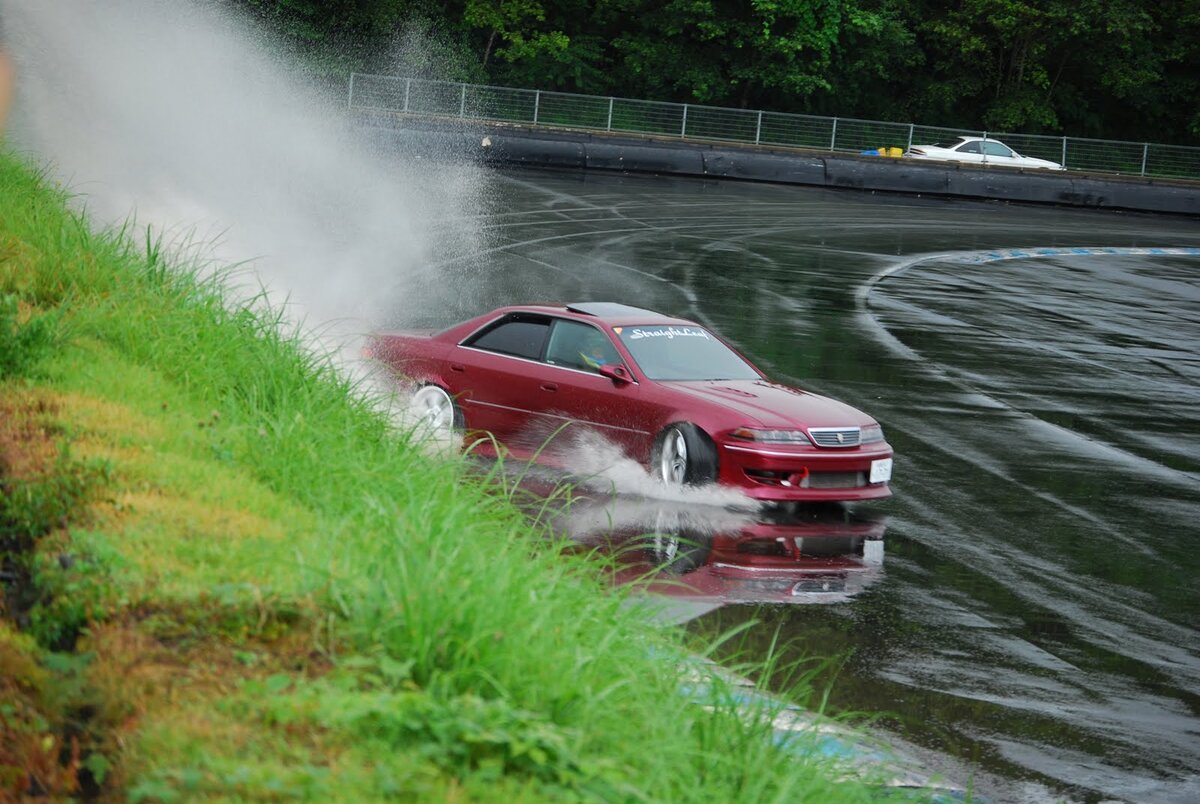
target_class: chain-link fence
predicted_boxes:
[349,74,1200,181]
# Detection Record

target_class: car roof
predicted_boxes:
[499,302,696,327]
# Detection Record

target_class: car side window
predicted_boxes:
[982,142,1014,157]
[465,316,551,360]
[956,141,983,154]
[545,319,621,373]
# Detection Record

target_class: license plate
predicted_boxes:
[869,458,893,483]
[792,577,845,594]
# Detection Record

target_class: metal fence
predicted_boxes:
[348,74,1200,181]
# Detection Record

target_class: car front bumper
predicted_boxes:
[719,441,894,501]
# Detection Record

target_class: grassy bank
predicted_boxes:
[0,148,889,800]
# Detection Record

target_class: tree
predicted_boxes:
[899,0,1196,139]
[463,1,568,68]
[610,0,856,109]
[233,0,1200,143]
[816,0,923,119]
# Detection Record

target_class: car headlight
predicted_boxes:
[731,427,811,445]
[860,424,885,444]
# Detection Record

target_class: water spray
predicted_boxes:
[0,0,490,370]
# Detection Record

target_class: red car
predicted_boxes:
[367,302,894,502]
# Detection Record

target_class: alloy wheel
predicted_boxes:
[659,427,689,485]
[412,385,455,431]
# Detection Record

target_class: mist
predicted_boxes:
[0,0,763,509]
[0,0,490,349]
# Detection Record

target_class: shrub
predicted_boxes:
[0,293,60,380]
[0,451,106,552]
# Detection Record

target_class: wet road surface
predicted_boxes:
[396,170,1200,803]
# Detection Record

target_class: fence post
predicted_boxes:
[607,97,614,131]
[459,84,466,117]
[681,104,689,138]
[907,123,914,151]
[1141,143,1149,176]
[403,78,410,113]
[755,110,763,145]
[347,73,355,111]
[1062,137,1068,169]
[533,90,540,125]
[830,117,838,150]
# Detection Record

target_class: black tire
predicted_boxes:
[651,423,718,487]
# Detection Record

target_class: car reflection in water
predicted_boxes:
[553,498,886,625]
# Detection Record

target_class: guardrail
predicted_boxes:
[348,74,1200,181]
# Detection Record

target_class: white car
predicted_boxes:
[905,136,1065,170]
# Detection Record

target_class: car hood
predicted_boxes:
[663,380,875,429]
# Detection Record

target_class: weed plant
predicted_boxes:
[0,292,60,380]
[0,148,892,800]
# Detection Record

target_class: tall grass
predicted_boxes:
[0,147,889,800]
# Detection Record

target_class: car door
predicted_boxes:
[538,318,654,458]
[982,140,1018,166]
[448,313,552,441]
[952,140,985,165]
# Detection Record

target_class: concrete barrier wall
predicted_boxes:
[359,114,1199,216]
[701,150,828,185]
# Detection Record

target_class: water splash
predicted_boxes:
[0,0,489,361]
[531,426,760,510]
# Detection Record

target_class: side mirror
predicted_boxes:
[598,363,632,385]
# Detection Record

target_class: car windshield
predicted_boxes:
[615,325,761,381]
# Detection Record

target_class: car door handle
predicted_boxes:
[450,364,465,373]
[541,383,558,392]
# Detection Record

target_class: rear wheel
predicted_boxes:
[411,384,464,434]
[652,423,718,487]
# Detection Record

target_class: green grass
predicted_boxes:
[0,147,898,800]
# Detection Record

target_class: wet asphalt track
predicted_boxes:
[395,170,1200,803]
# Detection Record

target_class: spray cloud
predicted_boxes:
[0,2,760,512]
[1,0,489,350]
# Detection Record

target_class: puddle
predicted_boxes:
[537,488,886,626]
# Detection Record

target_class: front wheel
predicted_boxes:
[652,423,718,488]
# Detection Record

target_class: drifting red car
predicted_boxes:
[367,302,894,502]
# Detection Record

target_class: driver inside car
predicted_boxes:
[580,343,609,370]
[578,334,621,372]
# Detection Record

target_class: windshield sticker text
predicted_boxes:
[625,326,711,341]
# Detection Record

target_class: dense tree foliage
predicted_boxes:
[229,0,1199,144]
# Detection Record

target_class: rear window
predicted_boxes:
[465,316,550,360]
[615,325,760,381]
